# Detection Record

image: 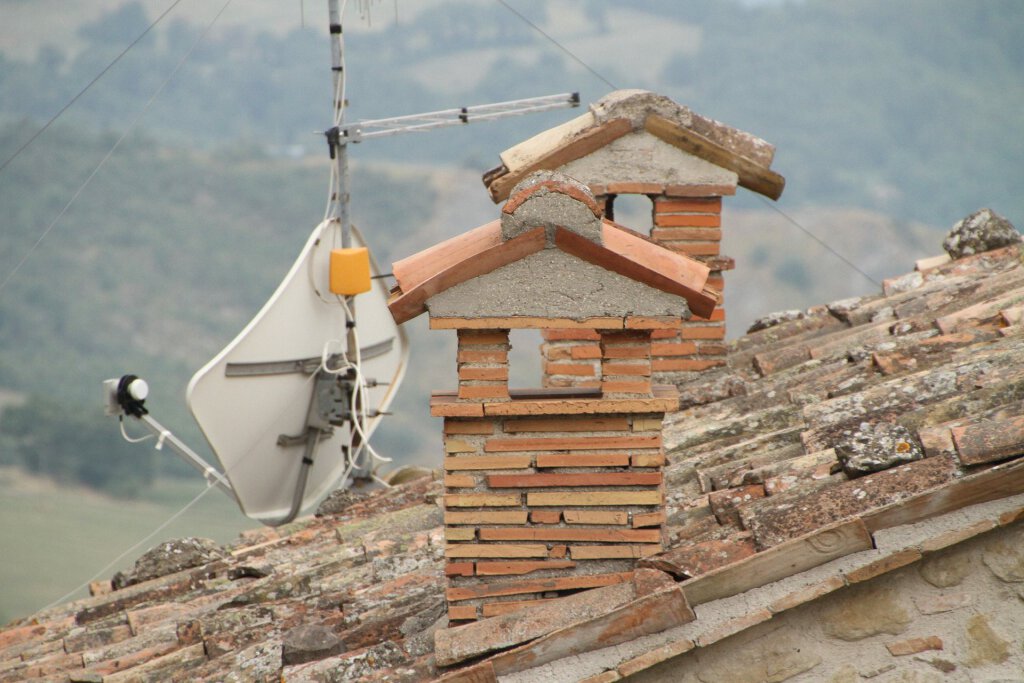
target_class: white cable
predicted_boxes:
[340,299,393,471]
[327,296,392,488]
[28,0,379,622]
[322,162,337,223]
[37,315,321,619]
[0,0,234,300]
[307,220,329,300]
[118,417,154,444]
[335,0,348,126]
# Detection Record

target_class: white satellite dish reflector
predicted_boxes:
[187,220,407,523]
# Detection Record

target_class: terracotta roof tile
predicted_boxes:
[7,231,1024,681]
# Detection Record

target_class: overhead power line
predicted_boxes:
[0,0,236,299]
[0,0,186,178]
[493,0,618,90]
[757,195,882,288]
[494,1,882,291]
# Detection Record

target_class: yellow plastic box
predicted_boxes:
[329,247,372,295]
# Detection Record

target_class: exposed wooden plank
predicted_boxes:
[498,110,597,175]
[488,118,634,202]
[644,114,785,200]
[676,518,872,606]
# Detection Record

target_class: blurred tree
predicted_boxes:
[0,395,156,498]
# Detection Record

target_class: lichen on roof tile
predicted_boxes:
[8,218,1024,682]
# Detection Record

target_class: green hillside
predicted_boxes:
[3,0,1023,497]
[0,123,442,494]
[1,0,1019,619]
[1,0,1020,225]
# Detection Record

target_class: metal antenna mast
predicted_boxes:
[104,2,580,525]
[321,0,578,483]
[327,0,351,247]
[323,1,578,243]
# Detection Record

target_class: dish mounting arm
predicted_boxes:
[103,376,237,503]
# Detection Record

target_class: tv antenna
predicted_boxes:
[105,0,579,525]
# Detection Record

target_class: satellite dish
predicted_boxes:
[100,0,575,525]
[186,219,407,523]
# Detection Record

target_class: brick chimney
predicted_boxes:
[388,172,718,623]
[482,90,785,387]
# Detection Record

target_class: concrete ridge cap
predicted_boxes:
[501,175,601,219]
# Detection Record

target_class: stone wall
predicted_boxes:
[629,522,1024,682]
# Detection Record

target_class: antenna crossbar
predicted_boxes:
[338,92,579,143]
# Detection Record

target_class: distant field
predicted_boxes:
[0,470,258,625]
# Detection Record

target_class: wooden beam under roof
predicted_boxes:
[645,114,786,200]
